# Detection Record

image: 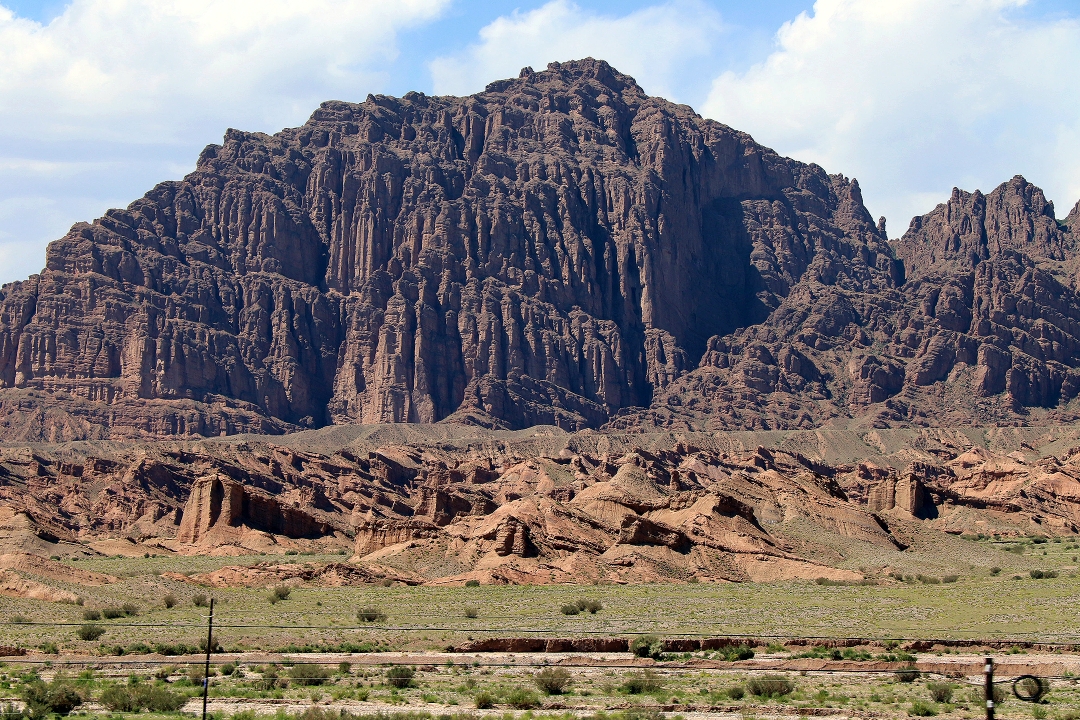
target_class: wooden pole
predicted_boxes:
[985,656,994,720]
[202,598,214,720]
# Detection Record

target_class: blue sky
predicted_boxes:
[1,0,1078,285]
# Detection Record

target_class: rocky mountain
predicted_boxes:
[0,59,1078,441]
[2,424,1078,587]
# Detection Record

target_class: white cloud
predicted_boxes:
[702,0,1080,234]
[429,0,725,103]
[0,0,448,285]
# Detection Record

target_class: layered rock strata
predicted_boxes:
[2,425,1080,584]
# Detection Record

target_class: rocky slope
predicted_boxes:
[2,424,1079,588]
[1,60,1078,440]
[0,59,894,440]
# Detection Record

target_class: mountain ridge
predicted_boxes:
[0,59,1078,441]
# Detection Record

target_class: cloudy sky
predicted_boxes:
[1,0,1078,286]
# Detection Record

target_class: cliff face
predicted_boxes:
[1,60,1078,440]
[0,59,890,440]
[624,175,1080,431]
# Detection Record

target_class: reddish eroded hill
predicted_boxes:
[2,426,1080,586]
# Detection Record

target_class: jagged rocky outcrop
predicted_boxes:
[1,60,1078,440]
[0,59,895,439]
[620,176,1080,430]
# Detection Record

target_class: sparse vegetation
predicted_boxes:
[385,666,415,688]
[506,687,540,708]
[99,680,186,712]
[534,667,572,695]
[895,666,920,683]
[629,634,663,659]
[927,681,953,703]
[747,675,795,698]
[75,623,105,641]
[727,685,746,700]
[288,664,331,686]
[192,593,209,607]
[910,699,939,716]
[474,690,496,709]
[622,669,664,694]
[357,606,387,622]
[463,605,478,618]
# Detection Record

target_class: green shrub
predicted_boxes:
[560,603,580,616]
[193,593,209,607]
[629,635,663,659]
[576,598,603,613]
[385,666,415,688]
[621,670,664,694]
[506,688,539,709]
[81,609,101,621]
[474,690,496,709]
[464,579,480,587]
[747,675,795,698]
[910,699,938,716]
[38,642,58,655]
[534,667,572,695]
[357,606,387,622]
[926,682,953,703]
[895,667,920,683]
[463,605,478,619]
[288,664,331,686]
[2,702,23,720]
[968,685,1007,706]
[99,682,186,712]
[338,661,351,675]
[76,624,104,641]
[727,685,746,700]
[21,679,83,717]
[718,644,755,661]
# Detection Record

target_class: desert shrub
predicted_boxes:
[9,615,30,624]
[338,661,351,675]
[101,607,123,619]
[927,682,953,703]
[629,635,663,659]
[270,585,291,601]
[560,603,580,616]
[121,602,139,615]
[968,685,1007,706]
[187,666,205,686]
[198,633,222,653]
[192,593,209,607]
[727,685,746,700]
[718,644,755,661]
[21,679,83,717]
[288,664,331,686]
[220,662,238,676]
[357,606,387,622]
[1030,569,1059,579]
[464,579,480,587]
[990,567,1002,576]
[76,624,105,641]
[910,699,938,716]
[474,691,496,709]
[621,670,664,694]
[506,688,539,709]
[463,605,478,619]
[747,675,795,698]
[163,594,177,609]
[386,666,415,688]
[99,682,186,712]
[1015,676,1049,701]
[81,609,101,621]
[1,702,23,720]
[916,575,941,585]
[534,667,572,695]
[895,667,920,683]
[942,575,959,583]
[576,598,603,614]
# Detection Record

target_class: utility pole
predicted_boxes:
[985,656,994,720]
[202,598,215,720]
